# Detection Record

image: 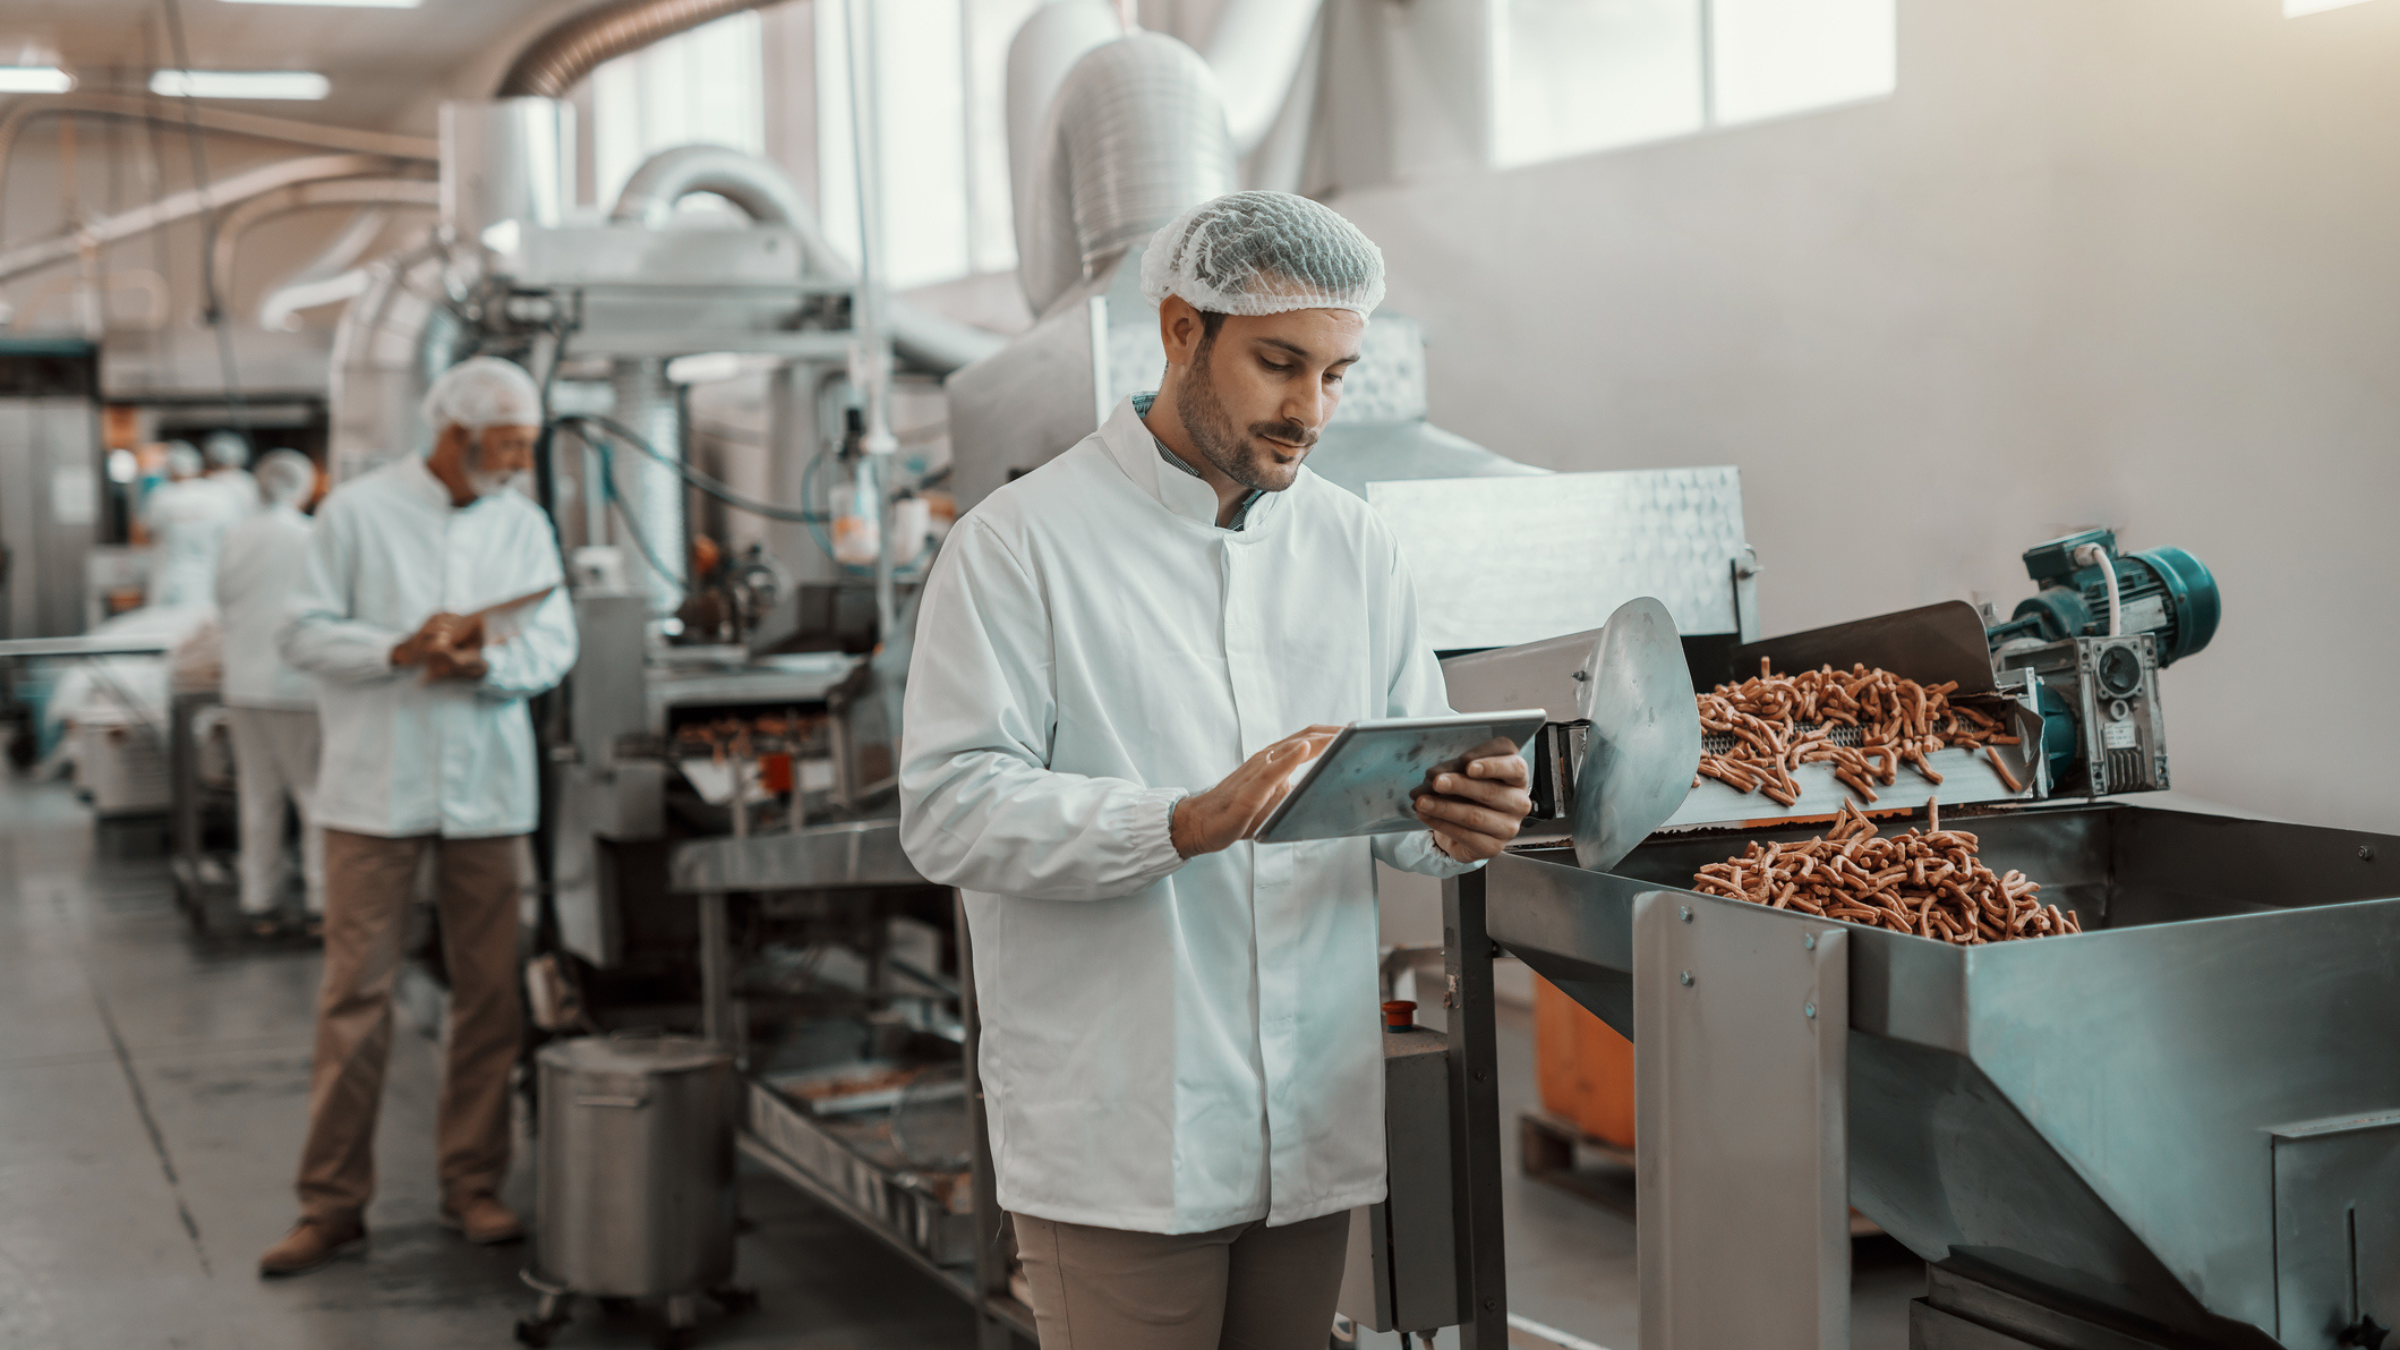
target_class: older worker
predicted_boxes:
[215,449,326,937]
[900,192,1533,1350]
[257,356,576,1277]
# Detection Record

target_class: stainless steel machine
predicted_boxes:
[1387,503,2398,1349]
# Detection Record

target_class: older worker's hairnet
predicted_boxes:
[203,429,250,468]
[256,449,315,507]
[1139,191,1385,319]
[164,441,203,479]
[420,356,543,437]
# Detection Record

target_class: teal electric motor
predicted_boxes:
[1985,528,2221,666]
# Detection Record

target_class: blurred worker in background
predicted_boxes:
[900,192,1533,1350]
[258,355,576,1278]
[215,450,326,939]
[143,441,245,609]
[204,429,262,515]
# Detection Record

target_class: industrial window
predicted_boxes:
[1491,0,1895,168]
[815,0,1041,290]
[590,11,768,212]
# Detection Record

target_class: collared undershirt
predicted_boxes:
[1133,392,1265,532]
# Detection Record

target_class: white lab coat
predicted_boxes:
[143,477,245,609]
[279,457,576,839]
[216,504,317,710]
[900,396,1475,1236]
[208,467,261,516]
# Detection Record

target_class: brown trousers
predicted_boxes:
[1011,1210,1351,1350]
[296,829,524,1223]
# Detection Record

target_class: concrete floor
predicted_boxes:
[0,773,1923,1350]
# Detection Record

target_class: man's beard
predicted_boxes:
[465,434,524,499]
[1180,339,1316,492]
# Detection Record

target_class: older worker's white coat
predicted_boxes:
[280,457,576,838]
[900,396,1475,1235]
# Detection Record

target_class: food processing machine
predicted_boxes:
[1376,513,2397,1350]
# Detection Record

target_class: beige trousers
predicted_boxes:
[1011,1210,1352,1350]
[295,829,524,1223]
[225,706,323,916]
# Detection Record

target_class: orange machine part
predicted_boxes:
[1533,974,1636,1149]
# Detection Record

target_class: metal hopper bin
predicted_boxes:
[1438,797,2399,1350]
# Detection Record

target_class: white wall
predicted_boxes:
[1329,0,2400,835]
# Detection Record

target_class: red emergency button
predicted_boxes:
[1382,1000,1417,1029]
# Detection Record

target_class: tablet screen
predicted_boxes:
[1253,710,1547,845]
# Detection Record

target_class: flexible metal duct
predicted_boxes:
[1018,33,1238,319]
[1006,2,1123,305]
[0,94,434,199]
[609,144,999,373]
[496,0,783,98]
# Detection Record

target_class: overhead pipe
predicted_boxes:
[1005,2,1125,309]
[255,208,400,330]
[0,93,436,185]
[207,179,439,313]
[0,152,397,285]
[609,144,999,373]
[495,0,784,98]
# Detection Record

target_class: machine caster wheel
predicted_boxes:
[707,1285,758,1315]
[516,1290,573,1346]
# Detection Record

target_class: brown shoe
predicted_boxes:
[258,1217,367,1277]
[438,1192,523,1245]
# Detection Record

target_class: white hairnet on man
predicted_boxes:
[901,191,1530,1348]
[215,448,325,936]
[203,429,262,516]
[144,440,245,608]
[261,353,575,1275]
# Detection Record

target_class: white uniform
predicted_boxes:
[217,504,325,916]
[143,477,245,609]
[899,397,1474,1236]
[279,457,576,839]
[209,467,262,516]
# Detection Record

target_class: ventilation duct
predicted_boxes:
[496,0,783,99]
[1017,32,1238,319]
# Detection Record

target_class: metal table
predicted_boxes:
[670,820,1038,1349]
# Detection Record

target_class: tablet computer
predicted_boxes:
[1252,709,1548,845]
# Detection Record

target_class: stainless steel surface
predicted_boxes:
[1368,468,1752,653]
[438,99,573,246]
[668,818,924,894]
[0,364,99,640]
[1637,890,1849,1350]
[646,655,862,727]
[1570,596,1702,873]
[1914,1267,2175,1350]
[1338,1024,1460,1334]
[567,593,648,767]
[532,1033,736,1298]
[1252,711,1547,845]
[1485,802,2400,1348]
[0,637,172,658]
[2270,1112,2399,1348]
[1441,626,1606,724]
[609,358,689,617]
[1734,601,2001,697]
[742,1081,974,1268]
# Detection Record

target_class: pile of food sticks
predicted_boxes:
[1696,659,2026,807]
[1689,799,2081,943]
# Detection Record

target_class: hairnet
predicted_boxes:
[1139,191,1385,319]
[164,441,203,479]
[203,429,250,468]
[255,449,315,506]
[420,355,543,437]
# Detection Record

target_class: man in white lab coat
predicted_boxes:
[143,441,244,609]
[901,193,1533,1349]
[214,449,326,937]
[258,356,577,1277]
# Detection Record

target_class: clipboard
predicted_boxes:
[466,584,556,644]
[1252,709,1547,845]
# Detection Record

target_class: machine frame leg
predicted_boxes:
[1633,892,1851,1350]
[1443,869,1511,1349]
